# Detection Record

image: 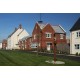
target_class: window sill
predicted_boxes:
[76,37,80,39]
[46,37,51,38]
[60,38,63,39]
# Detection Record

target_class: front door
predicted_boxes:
[47,43,52,51]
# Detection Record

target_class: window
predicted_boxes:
[46,33,51,38]
[39,43,40,46]
[60,34,64,39]
[31,43,37,48]
[77,32,78,37]
[75,44,80,49]
[76,32,80,38]
[34,34,36,39]
[79,32,80,37]
[36,26,37,29]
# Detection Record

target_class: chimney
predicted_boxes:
[38,21,43,23]
[19,24,22,29]
[15,27,17,31]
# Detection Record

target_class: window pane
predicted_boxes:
[79,32,80,37]
[48,34,49,37]
[46,33,51,38]
[77,32,78,37]
[60,34,63,39]
[77,44,79,49]
[46,34,47,37]
[48,34,51,37]
[75,44,80,49]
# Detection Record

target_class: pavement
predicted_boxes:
[45,60,65,64]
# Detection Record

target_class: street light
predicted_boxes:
[40,30,42,51]
[36,34,39,55]
[37,30,42,55]
[54,36,57,62]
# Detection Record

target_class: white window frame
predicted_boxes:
[39,43,40,46]
[36,26,37,29]
[75,44,80,49]
[34,34,36,39]
[46,33,51,38]
[60,34,64,39]
[76,32,80,38]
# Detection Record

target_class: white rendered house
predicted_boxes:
[7,24,29,50]
[0,42,2,49]
[70,18,80,54]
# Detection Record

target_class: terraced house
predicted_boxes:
[19,21,67,51]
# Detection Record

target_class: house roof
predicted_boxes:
[8,28,17,38]
[37,21,48,29]
[19,35,32,41]
[17,29,24,36]
[8,24,23,38]
[70,18,80,31]
[52,25,66,33]
[37,21,66,33]
[2,39,7,43]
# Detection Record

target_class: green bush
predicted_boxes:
[76,52,78,56]
[78,53,80,56]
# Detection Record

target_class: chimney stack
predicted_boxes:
[19,24,22,29]
[15,27,17,31]
[38,21,43,23]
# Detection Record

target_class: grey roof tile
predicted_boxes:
[52,25,66,33]
[70,18,80,31]
[37,21,66,33]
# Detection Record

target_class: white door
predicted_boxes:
[47,45,50,50]
[47,43,51,51]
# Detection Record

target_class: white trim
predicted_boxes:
[45,33,52,38]
[37,22,48,30]
[59,25,66,33]
[60,34,64,39]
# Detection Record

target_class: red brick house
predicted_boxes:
[19,21,67,51]
[2,39,7,49]
[31,21,66,51]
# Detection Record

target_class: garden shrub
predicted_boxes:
[76,52,78,56]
